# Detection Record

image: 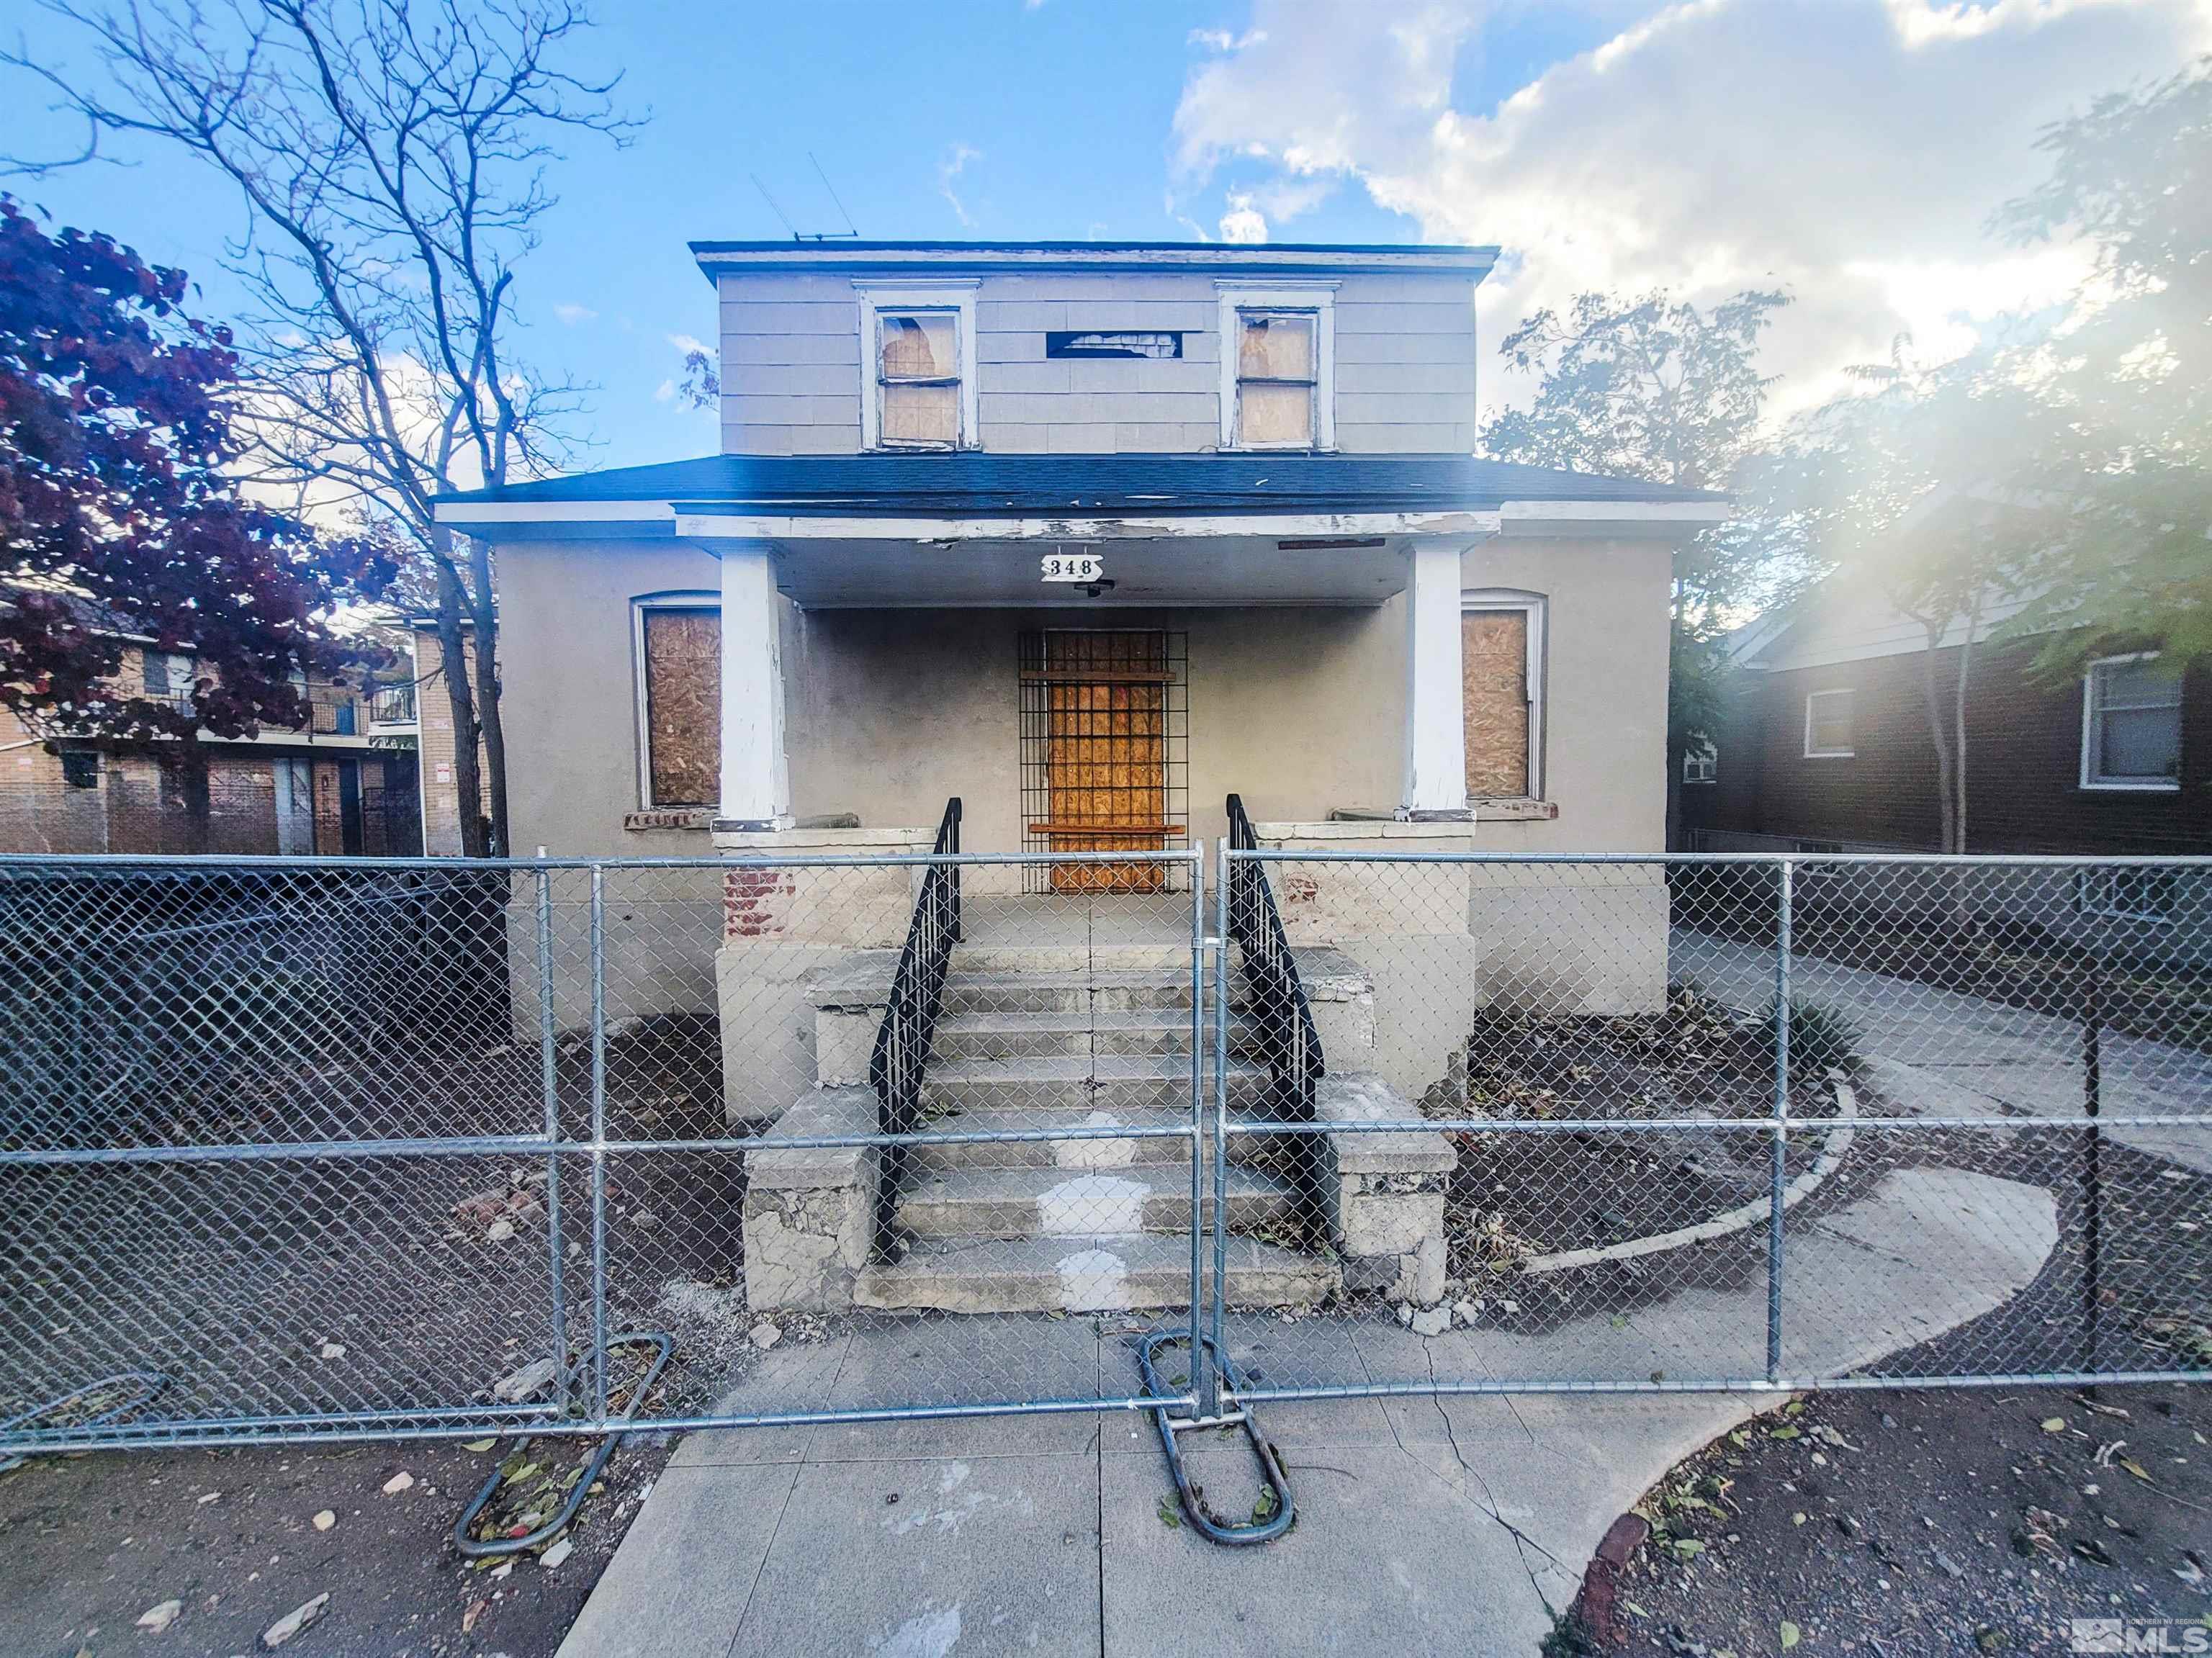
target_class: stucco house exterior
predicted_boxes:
[436,240,1727,1313]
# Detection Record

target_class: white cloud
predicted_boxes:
[666,333,710,357]
[553,302,597,325]
[1172,0,2212,422]
[1190,25,1267,52]
[938,142,981,227]
[1219,194,1269,242]
[653,378,677,403]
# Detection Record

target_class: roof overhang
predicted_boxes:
[431,496,1727,609]
[688,239,1499,286]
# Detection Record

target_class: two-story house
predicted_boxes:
[439,240,1721,864]
[434,240,1728,1312]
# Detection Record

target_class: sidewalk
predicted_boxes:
[558,1165,2057,1658]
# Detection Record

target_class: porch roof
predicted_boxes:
[437,451,1725,520]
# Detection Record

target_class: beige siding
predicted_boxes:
[718,268,1478,456]
[491,537,1670,860]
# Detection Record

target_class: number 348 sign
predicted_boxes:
[1040,552,1105,583]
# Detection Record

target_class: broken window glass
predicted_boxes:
[878,310,959,446]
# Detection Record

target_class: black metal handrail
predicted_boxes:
[1225,795,1322,1119]
[868,797,961,1248]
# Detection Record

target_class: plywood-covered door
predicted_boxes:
[1031,631,1170,893]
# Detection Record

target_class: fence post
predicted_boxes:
[588,865,609,1425]
[1767,858,1793,1385]
[2082,956,2105,1385]
[1187,851,1214,1415]
[536,866,568,1415]
[1202,841,1235,1418]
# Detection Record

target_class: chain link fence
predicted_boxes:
[2,847,2208,1462]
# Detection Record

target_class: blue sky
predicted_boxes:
[9,0,2211,473]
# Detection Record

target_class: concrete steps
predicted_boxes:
[917,1053,1272,1114]
[853,1233,1335,1315]
[893,1163,1299,1240]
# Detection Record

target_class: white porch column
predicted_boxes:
[1401,538,1467,819]
[716,541,791,830]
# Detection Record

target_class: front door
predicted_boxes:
[1027,630,1172,894]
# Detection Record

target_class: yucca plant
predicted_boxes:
[1763,996,1865,1078]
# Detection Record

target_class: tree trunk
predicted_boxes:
[433,537,487,859]
[1951,590,1982,857]
[173,747,212,856]
[464,532,511,857]
[1915,617,1959,856]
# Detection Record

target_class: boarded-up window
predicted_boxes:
[642,608,721,808]
[1234,310,1318,446]
[878,310,960,446]
[1463,609,1533,798]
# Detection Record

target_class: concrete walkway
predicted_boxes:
[558,1165,2056,1658]
[1673,927,2212,1173]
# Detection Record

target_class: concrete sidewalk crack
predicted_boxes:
[717,1335,856,1658]
[1421,1351,1563,1619]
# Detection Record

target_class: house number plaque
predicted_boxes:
[1039,552,1105,583]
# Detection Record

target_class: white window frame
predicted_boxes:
[630,591,721,811]
[1460,588,1546,801]
[1803,688,1855,759]
[2076,868,2177,925]
[1216,281,1338,451]
[1682,739,1717,785]
[2080,652,2182,793]
[855,280,979,452]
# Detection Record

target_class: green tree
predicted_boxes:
[1995,60,2212,667]
[1478,288,1796,834]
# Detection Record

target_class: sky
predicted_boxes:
[7,0,2212,476]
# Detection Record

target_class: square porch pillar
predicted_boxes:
[1401,537,1468,819]
[716,541,791,832]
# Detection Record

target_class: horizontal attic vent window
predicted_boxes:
[1046,330,1184,359]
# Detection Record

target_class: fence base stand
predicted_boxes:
[453,1332,673,1561]
[1137,1332,1294,1546]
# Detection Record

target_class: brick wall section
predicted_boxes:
[413,626,492,855]
[1685,638,2211,855]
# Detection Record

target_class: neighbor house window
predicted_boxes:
[2077,867,2177,923]
[632,597,721,810]
[1804,688,1854,758]
[143,648,194,707]
[1217,284,1336,450]
[1682,740,1717,784]
[856,282,978,451]
[1462,591,1545,799]
[2080,653,2182,790]
[59,746,100,789]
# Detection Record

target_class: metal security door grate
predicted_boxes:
[1019,629,1189,893]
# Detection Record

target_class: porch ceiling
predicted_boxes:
[756,532,1412,608]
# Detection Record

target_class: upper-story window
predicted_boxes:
[1217,283,1336,451]
[2081,652,2182,790]
[856,281,978,451]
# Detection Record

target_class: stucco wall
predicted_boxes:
[716,269,1479,457]
[493,535,1673,862]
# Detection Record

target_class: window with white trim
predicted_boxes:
[1803,688,1854,758]
[857,282,978,451]
[2080,653,2181,790]
[1682,739,1717,784]
[2077,867,2177,923]
[631,595,721,810]
[1217,284,1336,451]
[1462,590,1545,799]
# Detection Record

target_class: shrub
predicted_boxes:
[1763,996,1864,1077]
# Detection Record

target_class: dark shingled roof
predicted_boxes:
[440,452,1725,518]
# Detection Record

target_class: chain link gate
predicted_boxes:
[4,844,2210,1467]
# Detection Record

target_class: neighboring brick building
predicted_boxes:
[0,631,425,857]
[408,621,493,857]
[1683,585,2209,864]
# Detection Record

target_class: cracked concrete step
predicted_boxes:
[927,1009,1254,1061]
[853,1233,1336,1313]
[917,1055,1272,1113]
[892,1163,1299,1240]
[903,1107,1290,1173]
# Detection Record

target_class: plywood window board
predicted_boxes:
[1463,608,1532,798]
[643,608,721,808]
